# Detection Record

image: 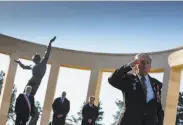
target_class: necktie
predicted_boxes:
[141,76,147,100]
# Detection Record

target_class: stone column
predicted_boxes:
[161,67,171,110]
[0,54,18,125]
[162,67,181,125]
[86,68,102,105]
[40,63,60,125]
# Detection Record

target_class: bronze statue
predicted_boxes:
[14,36,56,125]
[14,36,56,96]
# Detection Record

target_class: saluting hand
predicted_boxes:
[128,59,139,68]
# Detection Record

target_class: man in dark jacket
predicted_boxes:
[157,102,164,125]
[156,83,164,125]
[15,86,35,125]
[142,83,164,125]
[108,53,163,125]
[81,96,99,125]
[52,91,70,125]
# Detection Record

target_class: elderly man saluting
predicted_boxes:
[108,53,163,125]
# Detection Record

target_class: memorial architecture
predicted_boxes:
[0,33,182,125]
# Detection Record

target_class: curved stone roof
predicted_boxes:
[0,33,183,72]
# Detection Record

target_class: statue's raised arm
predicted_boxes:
[41,36,56,64]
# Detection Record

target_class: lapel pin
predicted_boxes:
[134,78,138,83]
[132,83,136,90]
[152,82,155,86]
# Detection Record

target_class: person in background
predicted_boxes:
[15,86,35,125]
[81,96,99,125]
[52,91,70,125]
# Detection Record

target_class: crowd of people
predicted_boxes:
[13,37,164,125]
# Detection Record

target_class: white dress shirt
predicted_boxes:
[138,75,155,103]
[61,97,65,103]
[89,103,93,107]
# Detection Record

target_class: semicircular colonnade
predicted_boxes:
[0,33,183,125]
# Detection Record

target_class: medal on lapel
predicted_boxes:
[132,78,139,91]
[152,82,156,91]
[134,78,138,83]
[154,87,156,91]
[152,82,155,86]
[156,85,161,102]
[132,82,136,90]
[154,87,156,92]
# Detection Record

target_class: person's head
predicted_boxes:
[62,91,66,98]
[25,86,32,94]
[134,53,152,76]
[32,53,41,64]
[88,96,95,105]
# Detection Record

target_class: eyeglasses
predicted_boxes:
[136,60,151,65]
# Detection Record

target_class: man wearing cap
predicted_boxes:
[108,53,163,125]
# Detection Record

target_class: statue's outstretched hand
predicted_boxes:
[14,59,20,63]
[50,36,56,44]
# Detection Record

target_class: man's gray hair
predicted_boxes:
[135,53,152,62]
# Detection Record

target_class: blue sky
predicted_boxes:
[0,1,183,125]
[0,1,183,53]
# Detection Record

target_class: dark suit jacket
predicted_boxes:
[156,82,164,125]
[52,97,70,119]
[108,65,163,125]
[157,102,164,125]
[82,103,99,125]
[155,81,164,125]
[15,93,35,121]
